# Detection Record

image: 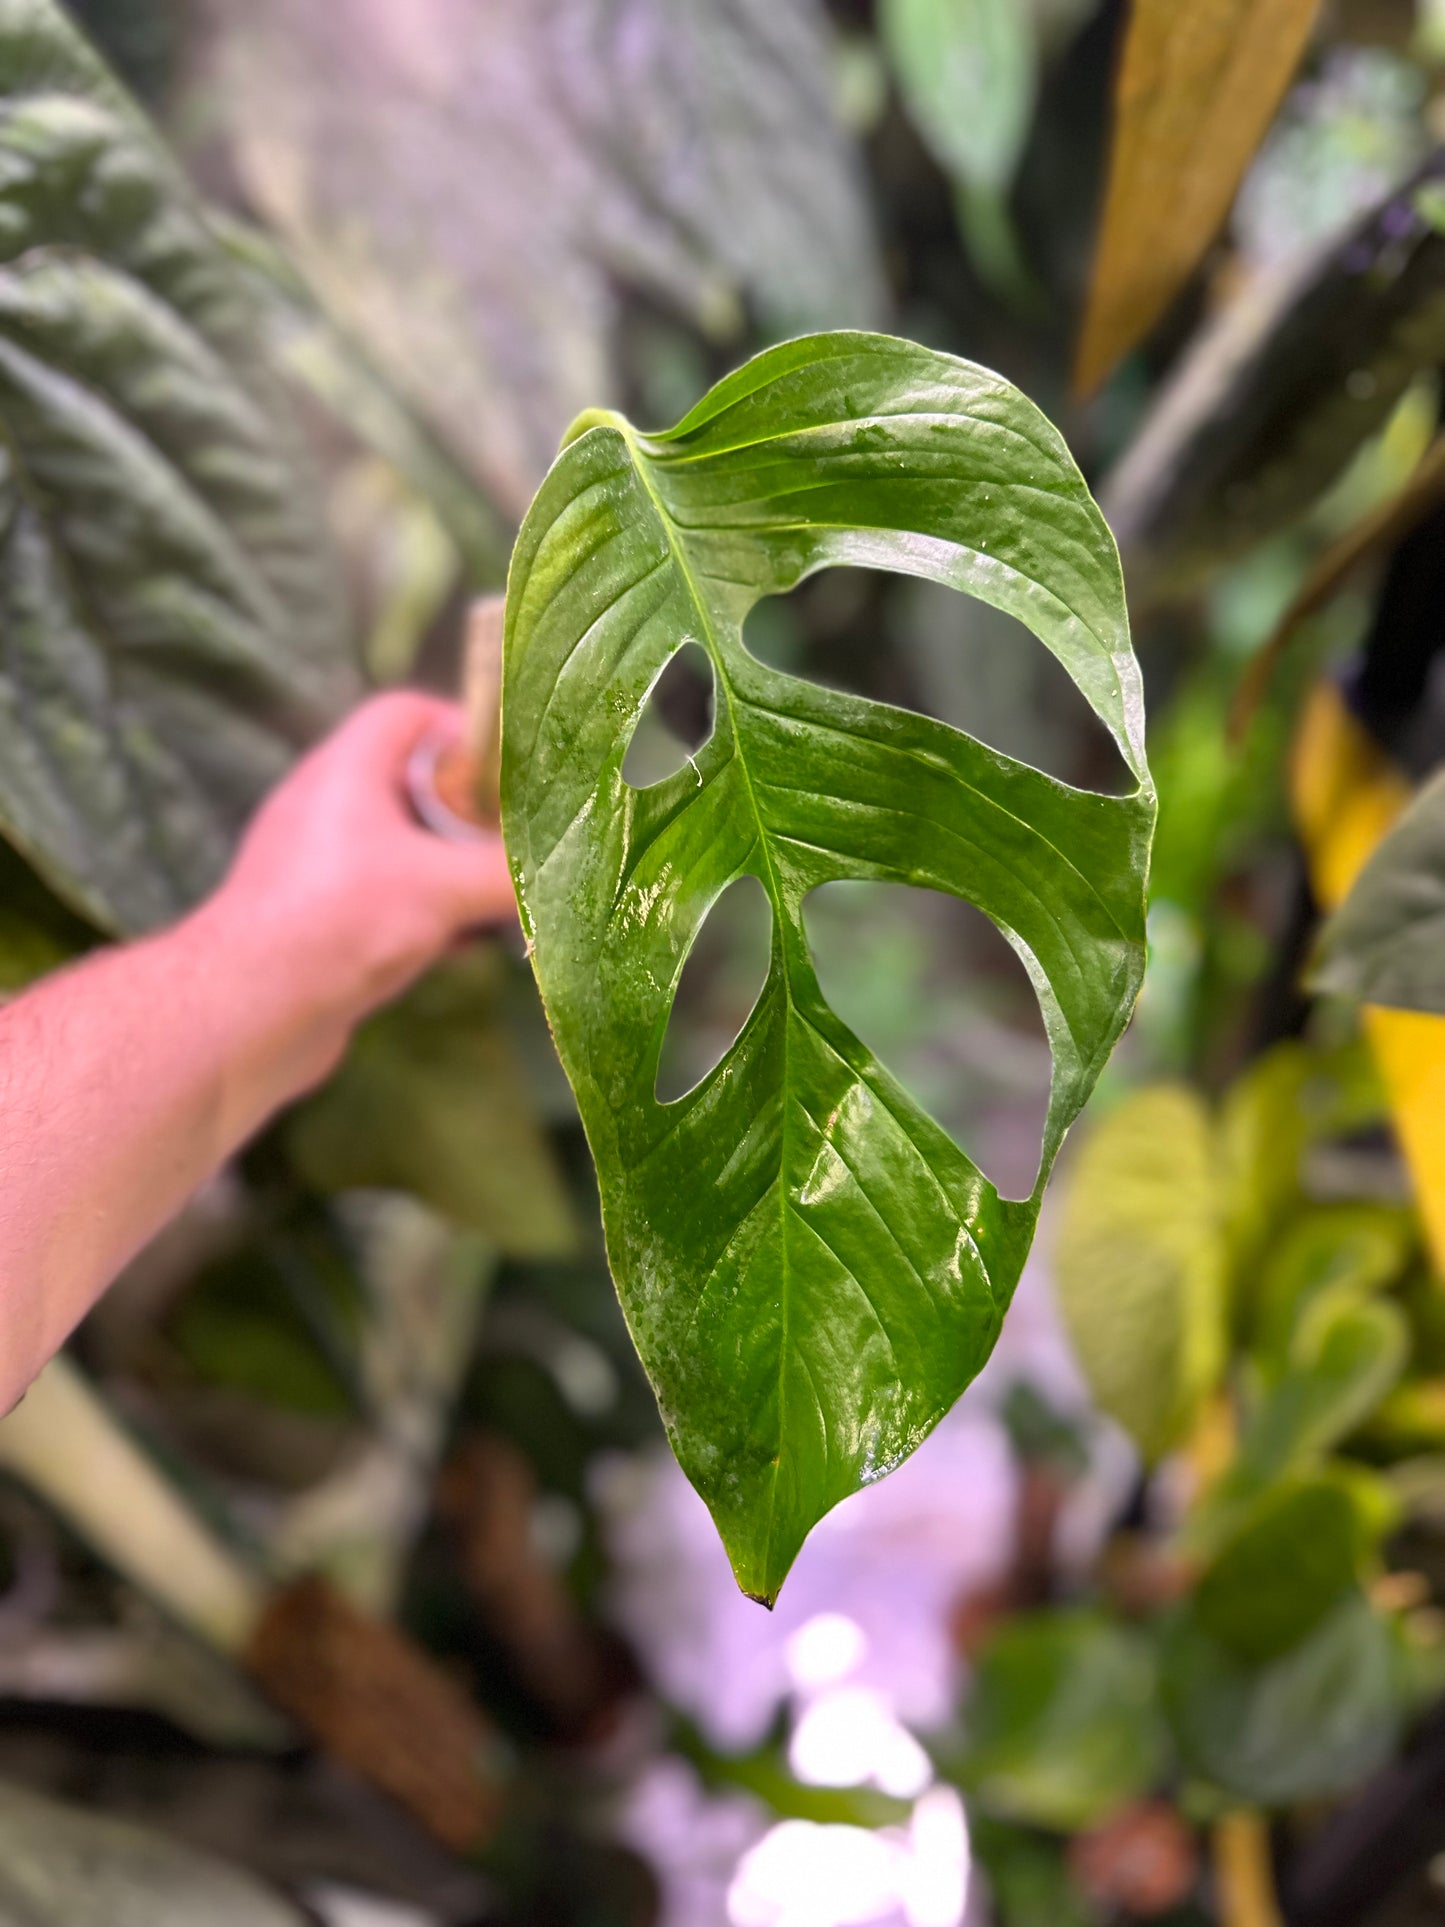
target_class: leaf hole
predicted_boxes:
[622,641,715,789]
[656,874,772,1104]
[801,880,1052,1200]
[743,572,1131,793]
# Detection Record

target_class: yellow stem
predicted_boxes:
[1214,1812,1283,1927]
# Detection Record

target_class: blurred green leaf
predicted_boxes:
[0,0,359,935]
[1240,1298,1410,1480]
[504,332,1153,1602]
[960,1610,1167,1831]
[170,1213,365,1419]
[1193,1476,1371,1662]
[968,1814,1093,1927]
[219,219,511,588]
[1162,1590,1408,1807]
[1251,1203,1414,1371]
[879,0,1036,290]
[1104,156,1445,596]
[1313,766,1445,1014]
[1055,1085,1227,1461]
[208,0,884,520]
[286,951,576,1259]
[1217,1039,1384,1283]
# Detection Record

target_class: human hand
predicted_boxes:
[199,692,516,1082]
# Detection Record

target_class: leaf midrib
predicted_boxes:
[608,417,799,1586]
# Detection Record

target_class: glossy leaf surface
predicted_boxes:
[0,0,358,934]
[502,331,1154,1601]
[1076,0,1318,394]
[1314,766,1445,1014]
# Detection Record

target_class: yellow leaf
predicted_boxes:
[1075,0,1319,396]
[1291,682,1445,1272]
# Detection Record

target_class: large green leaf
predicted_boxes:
[502,331,1154,1601]
[1313,767,1445,1013]
[0,0,358,935]
[205,0,884,521]
[958,1610,1167,1831]
[1162,1590,1408,1807]
[1055,1084,1228,1462]
[1193,1476,1373,1663]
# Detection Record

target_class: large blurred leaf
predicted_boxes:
[1075,0,1318,394]
[1055,1085,1227,1462]
[1193,1476,1372,1663]
[217,219,511,590]
[1162,1590,1408,1807]
[0,0,358,934]
[502,331,1154,1602]
[207,0,885,523]
[0,1781,305,1925]
[1314,766,1445,1014]
[960,1610,1167,1831]
[879,0,1036,287]
[285,951,576,1258]
[1104,157,1445,595]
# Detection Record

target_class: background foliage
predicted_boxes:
[8,0,1445,1924]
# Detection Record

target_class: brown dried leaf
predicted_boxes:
[1075,0,1320,395]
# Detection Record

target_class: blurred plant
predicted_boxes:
[953,1030,1445,1920]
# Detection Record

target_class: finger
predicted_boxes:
[336,690,468,769]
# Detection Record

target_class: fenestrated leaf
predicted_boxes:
[0,0,359,935]
[205,0,884,522]
[1055,1085,1228,1463]
[1075,0,1319,395]
[285,951,577,1259]
[1103,156,1445,595]
[1313,767,1445,1014]
[502,330,1154,1602]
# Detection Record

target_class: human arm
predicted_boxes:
[0,692,515,1410]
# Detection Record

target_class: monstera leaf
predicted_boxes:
[0,0,357,935]
[502,332,1154,1601]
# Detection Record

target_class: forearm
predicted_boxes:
[0,894,347,1408]
[0,692,514,1411]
